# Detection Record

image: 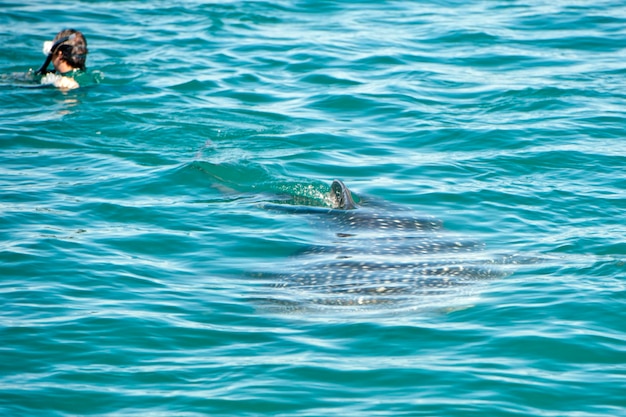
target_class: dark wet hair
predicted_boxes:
[53,29,88,70]
[37,29,88,74]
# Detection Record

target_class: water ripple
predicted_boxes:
[2,0,626,416]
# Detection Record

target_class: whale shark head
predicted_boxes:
[329,179,357,210]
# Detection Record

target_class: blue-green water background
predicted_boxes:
[2,0,626,415]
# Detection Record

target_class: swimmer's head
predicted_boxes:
[37,29,88,74]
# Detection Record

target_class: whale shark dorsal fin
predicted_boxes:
[330,179,358,210]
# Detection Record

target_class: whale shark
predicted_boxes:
[258,180,519,311]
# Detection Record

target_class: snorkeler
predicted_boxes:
[36,29,89,89]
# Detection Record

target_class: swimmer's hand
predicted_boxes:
[42,41,53,55]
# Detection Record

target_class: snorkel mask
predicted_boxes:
[36,34,76,75]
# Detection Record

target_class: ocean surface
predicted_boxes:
[2,0,626,415]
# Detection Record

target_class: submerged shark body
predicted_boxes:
[259,180,518,311]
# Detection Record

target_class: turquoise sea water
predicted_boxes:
[2,0,626,415]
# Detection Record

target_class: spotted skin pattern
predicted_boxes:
[261,180,516,310]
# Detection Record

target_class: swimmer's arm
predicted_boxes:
[54,76,79,90]
[41,73,80,90]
